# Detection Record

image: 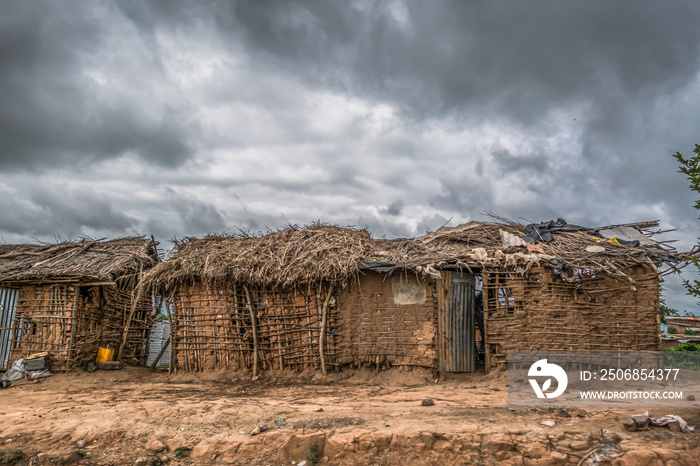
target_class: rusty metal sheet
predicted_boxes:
[147,320,170,367]
[0,287,19,370]
[437,272,475,372]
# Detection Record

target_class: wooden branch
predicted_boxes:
[165,294,175,374]
[150,336,170,369]
[118,294,140,360]
[243,285,259,378]
[67,288,79,368]
[319,284,333,376]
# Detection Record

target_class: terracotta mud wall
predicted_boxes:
[336,273,437,369]
[171,282,338,372]
[483,265,661,371]
[9,284,149,370]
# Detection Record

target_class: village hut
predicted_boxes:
[0,238,160,371]
[140,220,679,375]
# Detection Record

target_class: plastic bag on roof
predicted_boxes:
[523,219,589,244]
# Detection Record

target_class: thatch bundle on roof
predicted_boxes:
[141,225,376,291]
[0,237,159,286]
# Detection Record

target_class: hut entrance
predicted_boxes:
[437,272,476,373]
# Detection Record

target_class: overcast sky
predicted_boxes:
[1,1,699,311]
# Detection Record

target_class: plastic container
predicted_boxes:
[96,347,114,363]
[25,356,48,371]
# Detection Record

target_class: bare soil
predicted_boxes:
[1,366,698,465]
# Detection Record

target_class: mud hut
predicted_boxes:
[0,238,160,371]
[140,220,679,375]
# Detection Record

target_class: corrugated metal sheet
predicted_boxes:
[0,287,19,370]
[147,320,170,367]
[437,272,476,372]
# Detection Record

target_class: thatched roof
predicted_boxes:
[140,225,375,291]
[141,219,679,293]
[374,220,678,281]
[0,237,160,286]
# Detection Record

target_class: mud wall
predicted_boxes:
[336,272,437,369]
[483,265,661,371]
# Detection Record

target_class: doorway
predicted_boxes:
[437,272,476,372]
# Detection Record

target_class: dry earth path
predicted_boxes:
[0,366,698,465]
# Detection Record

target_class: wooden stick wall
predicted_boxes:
[72,286,151,364]
[170,282,339,372]
[9,283,151,371]
[482,265,661,371]
[10,285,76,370]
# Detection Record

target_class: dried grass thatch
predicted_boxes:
[0,237,159,286]
[142,219,679,293]
[373,220,680,285]
[141,225,375,291]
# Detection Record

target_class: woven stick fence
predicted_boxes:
[483,265,661,370]
[169,282,339,373]
[9,283,152,370]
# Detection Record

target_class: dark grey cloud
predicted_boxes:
[382,199,405,216]
[0,183,135,238]
[429,168,495,214]
[30,186,136,234]
[492,150,548,175]
[0,2,196,171]
[214,2,700,121]
[164,187,228,235]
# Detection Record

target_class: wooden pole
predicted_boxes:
[150,336,170,369]
[232,285,246,370]
[165,294,175,374]
[118,293,140,361]
[67,287,79,370]
[243,285,259,378]
[319,285,333,377]
[305,285,313,369]
[117,263,145,361]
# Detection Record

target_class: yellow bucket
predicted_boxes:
[96,347,114,363]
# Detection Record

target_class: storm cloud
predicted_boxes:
[1,1,699,311]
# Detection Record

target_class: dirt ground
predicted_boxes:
[0,365,698,465]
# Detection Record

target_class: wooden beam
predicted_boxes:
[319,285,333,377]
[243,285,259,378]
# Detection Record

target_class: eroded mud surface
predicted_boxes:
[1,366,698,465]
